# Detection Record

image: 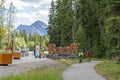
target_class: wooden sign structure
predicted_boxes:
[48,44,56,54]
[69,43,79,55]
[56,47,62,54]
[62,47,69,54]
[48,43,79,55]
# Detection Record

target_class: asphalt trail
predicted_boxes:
[63,61,106,80]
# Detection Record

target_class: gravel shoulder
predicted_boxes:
[62,61,106,80]
[0,54,63,78]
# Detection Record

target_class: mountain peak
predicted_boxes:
[35,20,42,23]
[16,20,48,36]
[32,20,48,28]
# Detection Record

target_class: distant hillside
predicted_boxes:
[16,20,48,36]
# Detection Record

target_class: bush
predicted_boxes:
[117,58,120,64]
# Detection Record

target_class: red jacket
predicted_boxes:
[87,51,92,57]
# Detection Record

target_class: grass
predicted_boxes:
[0,58,79,80]
[58,58,78,66]
[92,57,107,61]
[0,66,64,80]
[95,61,120,80]
[57,58,92,66]
[1,58,119,80]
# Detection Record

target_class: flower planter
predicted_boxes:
[13,52,21,59]
[0,53,12,65]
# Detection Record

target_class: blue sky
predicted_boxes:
[5,0,56,27]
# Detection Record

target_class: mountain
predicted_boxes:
[16,20,48,36]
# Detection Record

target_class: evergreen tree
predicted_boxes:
[59,0,73,46]
[75,0,110,57]
[21,30,29,44]
[105,17,120,59]
[110,0,120,16]
[76,26,86,50]
[48,0,74,46]
[48,0,57,44]
[48,0,119,59]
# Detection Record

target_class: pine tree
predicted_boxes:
[48,0,74,46]
[60,0,73,46]
[105,17,120,59]
[75,0,110,57]
[48,0,59,45]
[110,0,120,16]
[105,0,120,59]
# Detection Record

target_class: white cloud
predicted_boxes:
[20,0,40,3]
[29,10,49,24]
[16,13,32,18]
[5,0,30,10]
[39,0,52,6]
[32,4,39,8]
[5,0,56,26]
[36,10,49,16]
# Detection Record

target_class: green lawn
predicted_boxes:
[95,62,120,80]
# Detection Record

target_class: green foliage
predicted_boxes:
[20,30,29,44]
[105,17,120,59]
[14,37,27,50]
[109,0,120,16]
[0,0,6,49]
[0,67,64,80]
[117,58,120,64]
[42,35,50,50]
[28,41,34,51]
[96,62,120,80]
[76,26,86,50]
[0,26,6,49]
[0,27,6,37]
[14,30,50,51]
[76,0,108,58]
[48,0,59,46]
[48,0,120,59]
[48,0,73,46]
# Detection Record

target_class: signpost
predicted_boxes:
[35,45,40,58]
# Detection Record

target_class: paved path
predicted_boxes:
[63,61,106,80]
